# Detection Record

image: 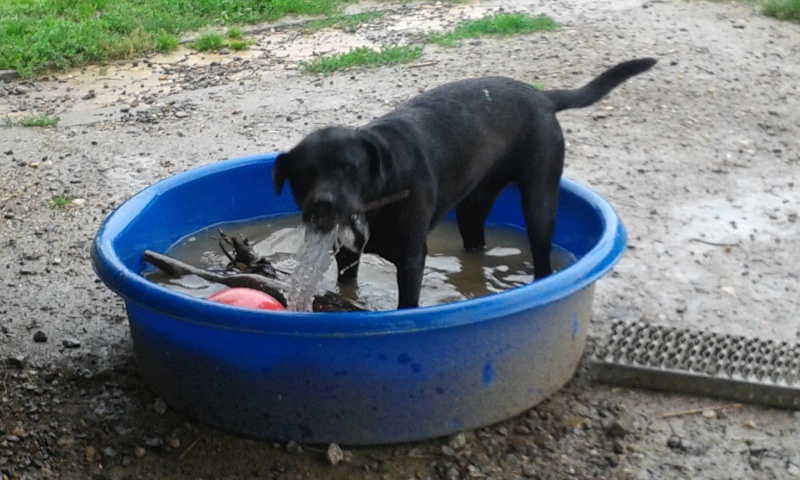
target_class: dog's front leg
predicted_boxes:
[335,248,361,284]
[395,244,427,309]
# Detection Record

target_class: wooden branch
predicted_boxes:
[143,250,366,312]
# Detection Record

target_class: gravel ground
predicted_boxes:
[2,0,800,479]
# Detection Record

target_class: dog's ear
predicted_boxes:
[359,132,390,187]
[272,152,290,195]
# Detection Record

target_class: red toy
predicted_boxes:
[207,288,285,310]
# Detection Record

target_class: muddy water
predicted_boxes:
[146,215,576,310]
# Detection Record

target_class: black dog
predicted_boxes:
[273,58,656,308]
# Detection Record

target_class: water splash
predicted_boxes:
[286,226,337,312]
[286,217,370,312]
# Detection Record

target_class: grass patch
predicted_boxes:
[192,32,226,51]
[429,12,558,47]
[303,10,386,33]
[227,27,244,40]
[763,0,800,20]
[192,30,254,52]
[47,195,73,209]
[0,0,354,76]
[300,45,423,74]
[229,39,249,51]
[9,114,61,127]
[156,33,181,53]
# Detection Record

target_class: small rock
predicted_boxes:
[133,446,147,459]
[744,420,757,429]
[102,447,117,459]
[667,436,682,449]
[5,355,26,369]
[144,437,163,449]
[62,338,81,349]
[33,331,48,343]
[446,466,460,479]
[679,438,693,451]
[56,436,75,449]
[286,440,303,454]
[167,437,181,449]
[605,419,632,438]
[675,299,688,314]
[69,198,86,207]
[219,48,231,55]
[84,445,97,464]
[440,445,457,457]
[153,398,167,415]
[174,110,188,119]
[448,432,467,450]
[702,409,717,419]
[721,286,736,296]
[326,443,344,465]
[612,439,626,454]
[522,465,538,478]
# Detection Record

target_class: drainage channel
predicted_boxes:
[590,320,800,409]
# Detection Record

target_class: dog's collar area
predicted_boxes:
[359,189,410,212]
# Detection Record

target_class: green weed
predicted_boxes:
[429,13,557,47]
[193,32,225,51]
[303,10,385,33]
[300,45,423,74]
[15,115,61,127]
[763,0,800,20]
[47,195,73,209]
[229,39,249,51]
[156,33,181,53]
[227,27,244,39]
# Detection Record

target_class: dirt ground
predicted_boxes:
[2,0,800,479]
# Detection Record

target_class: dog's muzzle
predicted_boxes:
[303,192,351,233]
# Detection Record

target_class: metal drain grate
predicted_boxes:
[590,320,800,409]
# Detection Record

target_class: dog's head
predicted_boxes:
[272,126,389,234]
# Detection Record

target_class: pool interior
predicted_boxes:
[144,214,579,310]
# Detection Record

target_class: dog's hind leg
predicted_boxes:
[456,181,507,252]
[521,191,557,280]
[518,134,565,280]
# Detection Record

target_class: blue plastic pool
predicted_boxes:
[92,152,626,444]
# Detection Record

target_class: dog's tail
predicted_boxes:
[545,58,657,112]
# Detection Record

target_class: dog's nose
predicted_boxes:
[304,194,338,233]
